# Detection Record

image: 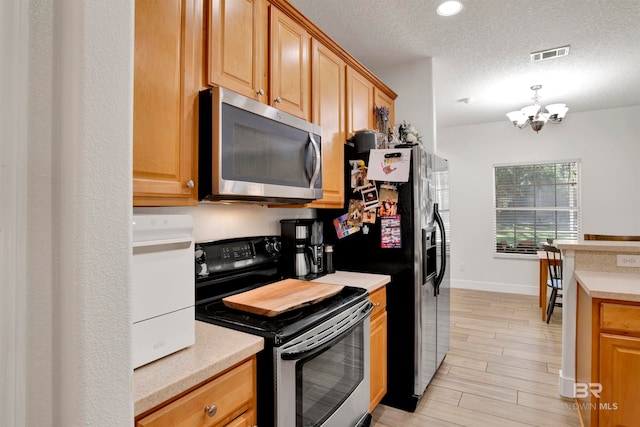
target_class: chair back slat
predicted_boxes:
[542,244,563,286]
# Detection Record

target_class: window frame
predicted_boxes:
[492,159,582,258]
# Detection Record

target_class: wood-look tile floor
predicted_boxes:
[371,288,579,427]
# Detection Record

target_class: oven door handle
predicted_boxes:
[281,302,373,360]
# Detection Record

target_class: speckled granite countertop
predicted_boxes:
[133,321,263,416]
[575,270,640,302]
[313,270,391,293]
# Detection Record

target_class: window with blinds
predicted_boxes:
[494,161,581,255]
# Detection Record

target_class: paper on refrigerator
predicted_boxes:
[366,148,412,182]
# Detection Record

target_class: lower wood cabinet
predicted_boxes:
[135,357,257,427]
[369,286,387,412]
[575,285,640,426]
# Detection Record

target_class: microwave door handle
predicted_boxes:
[308,133,321,188]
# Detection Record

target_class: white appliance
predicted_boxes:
[132,214,195,369]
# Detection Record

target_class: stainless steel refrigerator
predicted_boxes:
[319,143,450,412]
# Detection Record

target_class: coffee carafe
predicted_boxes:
[280,219,324,279]
[308,220,324,275]
[294,244,310,277]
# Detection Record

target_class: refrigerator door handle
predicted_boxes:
[434,203,447,296]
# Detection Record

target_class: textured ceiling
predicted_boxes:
[288,0,640,128]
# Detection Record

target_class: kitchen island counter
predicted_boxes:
[575,270,640,301]
[133,320,263,416]
[554,240,640,398]
[313,270,391,293]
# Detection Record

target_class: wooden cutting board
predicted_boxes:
[222,279,344,317]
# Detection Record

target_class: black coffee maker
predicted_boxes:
[280,219,324,279]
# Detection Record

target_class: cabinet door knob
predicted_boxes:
[274,96,282,103]
[257,88,264,96]
[186,179,195,188]
[204,405,217,417]
[373,302,381,307]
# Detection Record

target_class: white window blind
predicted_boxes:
[494,161,581,255]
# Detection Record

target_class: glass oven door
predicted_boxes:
[276,300,372,427]
[296,323,364,426]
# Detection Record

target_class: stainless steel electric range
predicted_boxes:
[195,236,373,427]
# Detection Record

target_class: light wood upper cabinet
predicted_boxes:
[133,0,201,206]
[208,0,268,102]
[270,7,311,120]
[306,40,346,209]
[346,66,375,138]
[208,0,311,120]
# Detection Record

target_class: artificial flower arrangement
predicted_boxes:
[398,120,422,144]
[375,106,390,130]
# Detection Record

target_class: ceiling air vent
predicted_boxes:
[530,45,570,62]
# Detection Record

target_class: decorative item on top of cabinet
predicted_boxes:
[374,87,395,130]
[369,286,388,412]
[270,7,311,121]
[374,87,395,148]
[135,357,257,427]
[305,39,346,209]
[133,0,201,206]
[208,0,269,102]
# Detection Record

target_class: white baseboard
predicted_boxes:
[558,369,575,398]
[451,279,538,296]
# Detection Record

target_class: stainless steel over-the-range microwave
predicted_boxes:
[198,87,322,204]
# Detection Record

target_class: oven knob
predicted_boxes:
[204,405,217,417]
[265,241,273,254]
[265,240,281,255]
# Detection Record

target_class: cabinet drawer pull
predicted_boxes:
[186,179,195,188]
[204,405,217,417]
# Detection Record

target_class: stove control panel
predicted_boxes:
[221,242,254,261]
[195,236,281,278]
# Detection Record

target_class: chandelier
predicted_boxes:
[506,85,569,133]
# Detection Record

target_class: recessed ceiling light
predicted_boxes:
[437,1,463,16]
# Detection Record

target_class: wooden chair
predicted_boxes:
[542,244,563,324]
[584,234,640,241]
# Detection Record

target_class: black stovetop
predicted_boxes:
[194,236,367,346]
[196,285,367,346]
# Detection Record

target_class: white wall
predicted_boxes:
[3,1,134,425]
[438,105,640,295]
[375,58,437,154]
[134,205,315,242]
[1,2,29,425]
